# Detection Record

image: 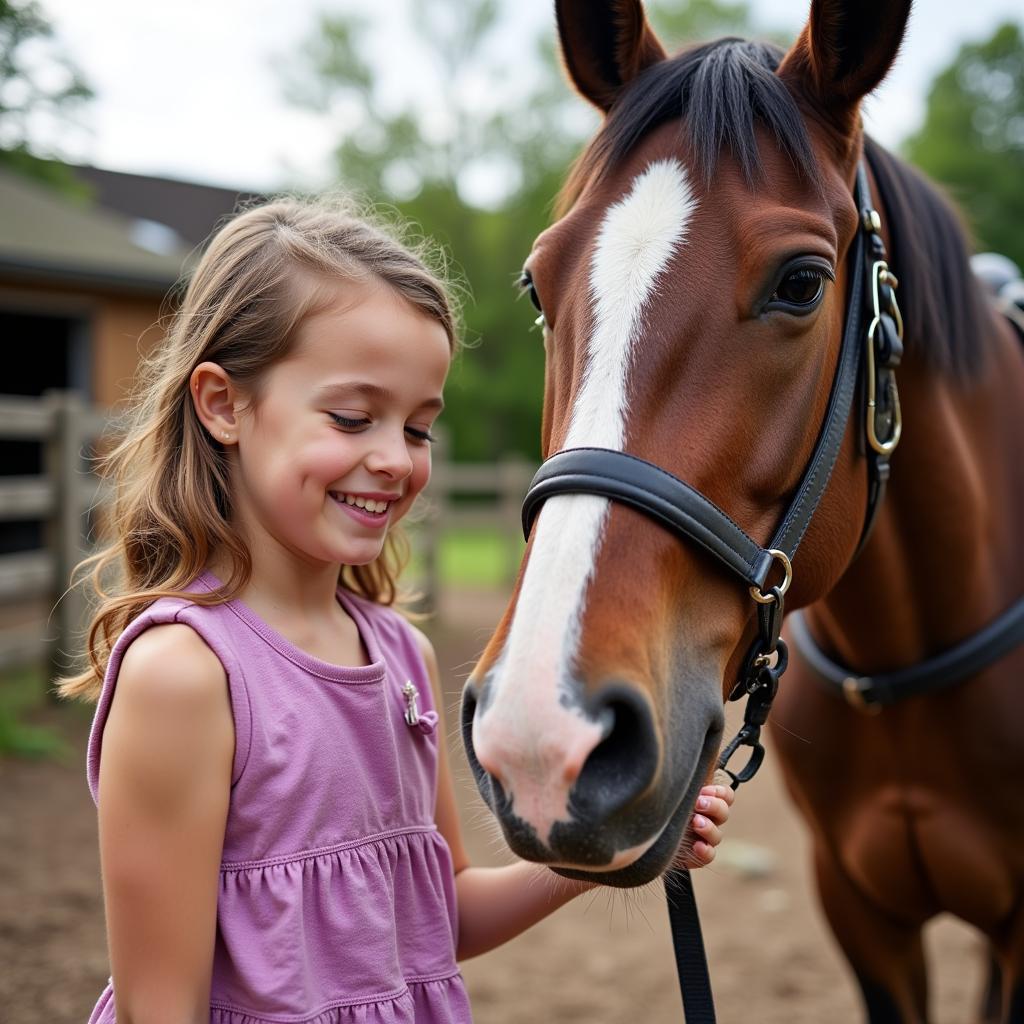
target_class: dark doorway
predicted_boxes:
[0,310,90,555]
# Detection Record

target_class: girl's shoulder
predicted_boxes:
[110,585,244,673]
[88,585,253,802]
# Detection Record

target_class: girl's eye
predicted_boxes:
[329,413,369,430]
[766,264,831,315]
[405,426,437,445]
[330,413,436,444]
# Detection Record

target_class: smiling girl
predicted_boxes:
[61,196,732,1023]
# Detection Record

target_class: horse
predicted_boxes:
[459,1,1024,1020]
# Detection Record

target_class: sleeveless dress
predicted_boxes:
[86,571,473,1023]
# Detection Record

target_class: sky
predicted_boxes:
[32,0,1024,199]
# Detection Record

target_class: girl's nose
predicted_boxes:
[365,430,414,480]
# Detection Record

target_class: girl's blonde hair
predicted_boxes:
[59,194,459,702]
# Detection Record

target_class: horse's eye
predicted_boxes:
[519,270,544,314]
[768,267,827,313]
[778,270,824,305]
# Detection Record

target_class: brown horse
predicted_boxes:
[460,1,1024,1020]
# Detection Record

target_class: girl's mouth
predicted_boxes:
[328,491,393,528]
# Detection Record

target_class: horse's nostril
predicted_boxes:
[571,684,659,821]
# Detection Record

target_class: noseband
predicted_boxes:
[522,160,903,788]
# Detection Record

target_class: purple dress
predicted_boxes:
[86,572,472,1023]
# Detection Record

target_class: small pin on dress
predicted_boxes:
[402,681,438,735]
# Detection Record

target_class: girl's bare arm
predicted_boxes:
[97,623,234,1024]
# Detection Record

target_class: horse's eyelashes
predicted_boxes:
[519,269,544,314]
[775,269,824,307]
[765,260,832,316]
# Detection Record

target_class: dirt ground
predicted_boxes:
[0,588,988,1024]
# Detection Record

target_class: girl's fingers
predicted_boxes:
[686,840,716,866]
[701,783,735,806]
[683,782,734,867]
[694,793,731,826]
[691,813,722,848]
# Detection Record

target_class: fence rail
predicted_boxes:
[0,392,533,687]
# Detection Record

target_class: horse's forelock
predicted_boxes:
[557,38,821,217]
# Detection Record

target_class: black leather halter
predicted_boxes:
[521,160,902,788]
[519,170,894,1024]
[518,157,1024,1022]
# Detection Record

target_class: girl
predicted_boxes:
[62,196,733,1023]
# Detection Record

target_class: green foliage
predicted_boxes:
[904,22,1024,268]
[0,665,68,759]
[0,144,92,195]
[0,0,93,188]
[440,527,522,589]
[286,0,754,461]
[648,0,755,49]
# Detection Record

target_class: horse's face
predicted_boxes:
[463,0,911,886]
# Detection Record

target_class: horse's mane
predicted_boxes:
[560,38,995,377]
[863,136,993,376]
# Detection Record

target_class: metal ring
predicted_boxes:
[749,549,793,604]
[865,316,904,455]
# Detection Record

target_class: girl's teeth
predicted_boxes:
[337,493,388,514]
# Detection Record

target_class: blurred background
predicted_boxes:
[0,0,1021,1021]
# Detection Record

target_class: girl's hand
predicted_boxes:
[680,784,735,868]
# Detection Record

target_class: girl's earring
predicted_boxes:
[222,432,231,441]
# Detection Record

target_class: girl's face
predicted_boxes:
[230,278,451,570]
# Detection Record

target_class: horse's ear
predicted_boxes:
[555,0,667,112]
[778,0,912,133]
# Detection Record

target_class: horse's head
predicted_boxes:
[462,0,912,886]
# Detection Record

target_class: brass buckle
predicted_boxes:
[842,676,883,715]
[749,548,793,605]
[866,261,903,455]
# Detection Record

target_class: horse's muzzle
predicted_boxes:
[461,676,724,886]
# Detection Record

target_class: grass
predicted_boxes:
[0,664,70,759]
[439,528,523,589]
[409,526,524,590]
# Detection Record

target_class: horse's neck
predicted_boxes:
[808,333,1024,672]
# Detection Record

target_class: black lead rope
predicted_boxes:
[662,587,789,1023]
[664,868,716,1024]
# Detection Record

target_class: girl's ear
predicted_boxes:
[191,362,240,444]
[777,0,912,135]
[556,0,667,112]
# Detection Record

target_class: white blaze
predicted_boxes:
[474,159,698,841]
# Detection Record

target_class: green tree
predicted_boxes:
[285,0,754,461]
[0,0,93,190]
[904,22,1024,268]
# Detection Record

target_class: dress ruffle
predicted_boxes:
[88,830,469,1023]
[210,976,472,1024]
[89,975,470,1024]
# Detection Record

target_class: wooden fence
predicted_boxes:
[0,392,533,687]
[0,391,108,685]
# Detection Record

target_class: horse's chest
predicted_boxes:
[838,794,1018,929]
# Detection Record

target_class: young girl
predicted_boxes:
[62,196,733,1023]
